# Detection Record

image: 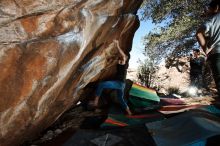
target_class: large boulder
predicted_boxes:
[0,0,142,145]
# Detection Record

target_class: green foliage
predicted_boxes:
[140,0,210,62]
[137,58,158,88]
[167,87,180,95]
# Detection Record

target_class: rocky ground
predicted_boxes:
[22,104,108,146]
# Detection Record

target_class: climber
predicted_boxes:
[91,40,132,115]
[189,48,205,89]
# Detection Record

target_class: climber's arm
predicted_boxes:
[114,40,128,64]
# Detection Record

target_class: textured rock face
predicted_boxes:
[0,0,142,145]
[156,57,190,94]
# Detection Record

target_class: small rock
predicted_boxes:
[43,130,54,140]
[47,130,53,135]
[54,129,62,135]
[42,135,49,140]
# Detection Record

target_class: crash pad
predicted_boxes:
[63,126,156,146]
[158,104,204,114]
[100,105,165,128]
[129,83,160,102]
[145,110,220,146]
[128,83,160,109]
[160,98,186,105]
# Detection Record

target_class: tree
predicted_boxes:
[137,58,158,88]
[140,0,210,63]
[136,0,215,87]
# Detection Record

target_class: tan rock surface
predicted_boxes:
[155,57,190,93]
[0,0,142,145]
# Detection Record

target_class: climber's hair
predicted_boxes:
[193,49,200,53]
[209,0,220,9]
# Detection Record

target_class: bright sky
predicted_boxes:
[129,18,155,69]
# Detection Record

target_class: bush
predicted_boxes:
[167,87,180,95]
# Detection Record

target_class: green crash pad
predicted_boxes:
[129,83,160,102]
[101,112,165,128]
[129,96,157,108]
[129,83,160,108]
[100,106,165,128]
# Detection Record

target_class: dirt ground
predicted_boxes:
[22,104,108,146]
